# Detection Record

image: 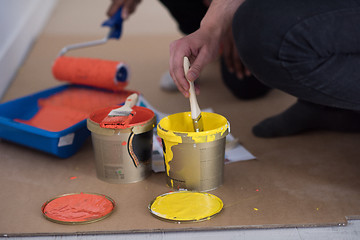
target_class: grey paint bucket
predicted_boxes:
[157,112,229,191]
[87,106,156,183]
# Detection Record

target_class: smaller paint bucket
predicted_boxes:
[157,112,229,191]
[87,106,156,183]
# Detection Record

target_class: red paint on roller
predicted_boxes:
[52,56,128,91]
[42,193,114,223]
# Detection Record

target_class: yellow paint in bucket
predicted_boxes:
[157,112,229,191]
[149,191,223,222]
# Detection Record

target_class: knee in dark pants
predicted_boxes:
[220,57,271,100]
[232,0,360,109]
[231,0,299,90]
[231,0,273,73]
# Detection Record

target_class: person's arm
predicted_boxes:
[169,0,245,97]
[107,0,142,19]
[221,25,251,79]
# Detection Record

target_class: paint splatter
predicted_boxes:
[122,141,127,146]
[70,176,78,180]
[253,208,259,211]
[255,189,259,192]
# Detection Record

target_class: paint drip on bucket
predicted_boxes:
[157,111,229,191]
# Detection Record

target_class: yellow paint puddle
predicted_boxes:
[149,191,223,222]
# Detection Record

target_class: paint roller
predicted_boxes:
[52,8,129,91]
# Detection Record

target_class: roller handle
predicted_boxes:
[102,7,123,39]
[183,57,201,120]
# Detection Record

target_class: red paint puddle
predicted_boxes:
[15,88,134,132]
[42,193,114,223]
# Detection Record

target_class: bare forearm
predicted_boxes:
[169,0,246,97]
[200,0,245,38]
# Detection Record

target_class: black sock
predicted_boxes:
[220,57,271,100]
[252,100,360,138]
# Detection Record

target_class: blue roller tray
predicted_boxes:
[0,85,124,158]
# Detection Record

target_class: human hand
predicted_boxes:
[221,26,251,79]
[107,0,142,19]
[169,27,222,97]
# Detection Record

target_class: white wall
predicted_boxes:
[0,0,57,99]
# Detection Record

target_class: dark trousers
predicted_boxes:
[160,0,360,109]
[234,0,360,110]
[158,0,207,34]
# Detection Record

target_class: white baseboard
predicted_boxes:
[0,0,58,100]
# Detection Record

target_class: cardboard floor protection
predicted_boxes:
[1,0,360,237]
